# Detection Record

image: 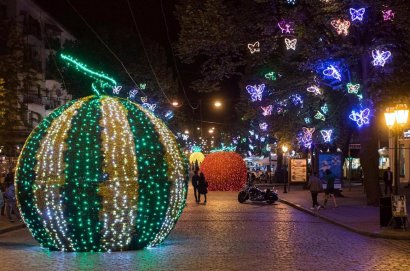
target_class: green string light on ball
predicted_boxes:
[15,55,188,252]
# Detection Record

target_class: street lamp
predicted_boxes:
[282,145,288,153]
[384,103,409,195]
[214,100,222,108]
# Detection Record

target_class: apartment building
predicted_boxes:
[0,0,74,171]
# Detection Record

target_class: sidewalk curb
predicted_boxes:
[0,223,26,235]
[279,199,410,240]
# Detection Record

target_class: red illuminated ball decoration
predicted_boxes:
[200,152,247,191]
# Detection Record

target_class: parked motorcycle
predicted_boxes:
[238,184,278,204]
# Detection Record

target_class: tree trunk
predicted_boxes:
[359,120,382,206]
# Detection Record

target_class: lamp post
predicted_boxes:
[384,104,409,195]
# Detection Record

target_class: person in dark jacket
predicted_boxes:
[191,170,200,203]
[322,169,337,208]
[197,172,208,204]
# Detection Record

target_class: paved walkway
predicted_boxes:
[2,181,410,241]
[0,211,25,234]
[271,182,410,240]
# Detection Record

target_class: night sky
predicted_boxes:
[34,0,237,127]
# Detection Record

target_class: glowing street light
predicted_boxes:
[282,145,288,153]
[172,100,180,107]
[384,103,409,195]
[208,129,214,134]
[214,100,222,108]
[184,130,189,134]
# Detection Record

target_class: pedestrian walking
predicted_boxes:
[308,172,323,210]
[192,170,200,203]
[383,167,393,195]
[198,172,208,204]
[322,169,337,208]
[4,181,21,223]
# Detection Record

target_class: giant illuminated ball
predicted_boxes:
[200,152,247,191]
[189,152,205,165]
[16,95,188,252]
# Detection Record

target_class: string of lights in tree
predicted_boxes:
[16,81,187,251]
[210,143,237,153]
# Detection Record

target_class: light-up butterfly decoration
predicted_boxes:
[285,38,297,50]
[346,83,360,94]
[315,111,326,121]
[248,41,260,54]
[278,20,294,34]
[321,103,329,114]
[307,85,322,96]
[143,103,157,112]
[372,50,392,67]
[301,127,315,149]
[304,117,311,124]
[331,19,351,36]
[128,89,138,99]
[246,84,265,102]
[112,85,122,94]
[350,8,366,22]
[349,108,370,127]
[259,122,268,131]
[290,94,303,107]
[287,0,296,4]
[181,134,189,141]
[261,105,273,116]
[165,110,174,120]
[323,65,342,81]
[265,71,277,81]
[382,10,395,21]
[139,83,147,90]
[320,129,333,143]
[141,96,148,103]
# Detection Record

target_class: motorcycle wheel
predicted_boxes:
[238,191,248,203]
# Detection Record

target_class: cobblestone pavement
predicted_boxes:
[1,192,410,271]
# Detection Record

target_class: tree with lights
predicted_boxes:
[176,0,410,204]
[0,20,40,156]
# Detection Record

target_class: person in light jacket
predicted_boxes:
[308,172,322,210]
